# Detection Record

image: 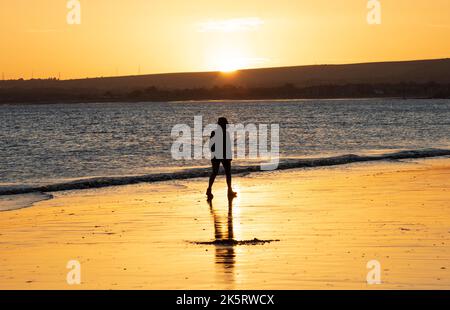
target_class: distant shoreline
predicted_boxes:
[0,82,449,105]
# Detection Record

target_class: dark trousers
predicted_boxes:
[208,159,232,190]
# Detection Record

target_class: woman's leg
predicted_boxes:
[222,160,233,191]
[207,160,220,192]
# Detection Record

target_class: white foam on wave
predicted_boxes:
[0,148,449,197]
[0,192,53,211]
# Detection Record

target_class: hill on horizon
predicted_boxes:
[2,58,450,92]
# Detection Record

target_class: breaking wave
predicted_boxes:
[1,148,449,196]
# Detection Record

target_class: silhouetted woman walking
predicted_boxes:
[206,117,237,200]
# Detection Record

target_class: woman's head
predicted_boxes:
[218,117,229,128]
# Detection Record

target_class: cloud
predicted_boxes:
[198,17,264,33]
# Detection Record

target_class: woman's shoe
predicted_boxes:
[227,189,237,198]
[206,188,214,200]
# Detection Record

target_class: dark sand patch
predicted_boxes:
[192,238,280,246]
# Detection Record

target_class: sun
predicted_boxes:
[205,41,267,73]
[217,58,245,73]
[209,46,251,73]
[215,55,258,73]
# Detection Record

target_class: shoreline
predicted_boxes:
[1,148,450,197]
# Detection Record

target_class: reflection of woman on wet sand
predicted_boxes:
[208,198,235,243]
[206,117,237,200]
[207,198,236,282]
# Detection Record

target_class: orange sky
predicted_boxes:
[1,0,449,79]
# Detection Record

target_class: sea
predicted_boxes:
[1,98,450,201]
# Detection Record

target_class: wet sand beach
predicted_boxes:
[0,158,449,289]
